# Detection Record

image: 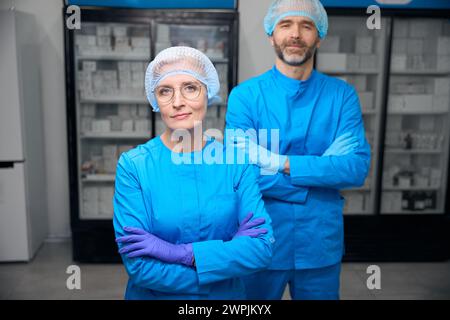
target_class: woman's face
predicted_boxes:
[156,74,208,132]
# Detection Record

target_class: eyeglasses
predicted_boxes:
[154,82,204,105]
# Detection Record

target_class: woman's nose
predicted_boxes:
[172,89,185,108]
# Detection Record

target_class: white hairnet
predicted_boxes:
[144,46,221,112]
[264,0,328,39]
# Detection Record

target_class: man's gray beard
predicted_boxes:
[274,42,317,67]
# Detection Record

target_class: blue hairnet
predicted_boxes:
[145,46,221,112]
[264,0,328,39]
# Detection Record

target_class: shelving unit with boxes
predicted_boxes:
[382,18,450,215]
[316,15,450,217]
[316,16,390,215]
[64,6,238,261]
[315,1,450,260]
[74,22,151,220]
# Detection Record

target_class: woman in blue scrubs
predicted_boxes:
[113,46,274,300]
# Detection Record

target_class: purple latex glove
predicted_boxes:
[233,212,268,239]
[116,227,193,266]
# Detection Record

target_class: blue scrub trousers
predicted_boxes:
[243,263,341,300]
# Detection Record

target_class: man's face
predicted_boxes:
[270,16,321,67]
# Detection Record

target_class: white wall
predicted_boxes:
[0,0,71,240]
[238,0,275,83]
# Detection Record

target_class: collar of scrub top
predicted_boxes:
[271,65,317,96]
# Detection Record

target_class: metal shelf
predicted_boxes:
[388,110,448,115]
[321,69,379,75]
[76,52,150,61]
[381,209,442,215]
[81,174,115,182]
[81,131,151,139]
[80,96,148,104]
[390,69,450,76]
[385,148,442,154]
[383,186,440,191]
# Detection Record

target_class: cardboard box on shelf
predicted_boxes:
[132,71,144,83]
[391,54,407,71]
[76,35,96,46]
[360,55,377,69]
[118,61,131,71]
[408,55,425,70]
[96,25,111,36]
[437,37,450,55]
[102,145,118,158]
[131,62,143,72]
[114,36,129,47]
[115,44,132,53]
[92,119,111,133]
[409,21,432,38]
[107,116,122,131]
[82,61,97,72]
[83,199,99,217]
[319,36,340,53]
[419,116,435,132]
[129,105,138,117]
[131,37,149,48]
[316,53,347,72]
[118,104,131,118]
[121,119,134,132]
[81,104,96,117]
[135,119,150,132]
[434,78,450,95]
[80,117,93,133]
[97,36,112,47]
[381,192,402,213]
[430,168,442,187]
[407,39,424,55]
[403,95,433,112]
[394,20,409,38]
[388,95,405,111]
[138,105,150,117]
[358,92,374,110]
[355,36,373,54]
[113,26,127,37]
[392,38,408,54]
[95,45,112,54]
[346,54,360,71]
[103,158,118,174]
[346,193,364,213]
[437,55,450,70]
[433,95,450,111]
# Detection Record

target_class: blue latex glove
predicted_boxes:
[233,136,288,173]
[233,212,268,239]
[322,132,359,157]
[116,227,194,266]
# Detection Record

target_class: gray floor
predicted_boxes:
[1,241,449,300]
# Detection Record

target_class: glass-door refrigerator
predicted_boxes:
[316,3,450,261]
[65,7,238,262]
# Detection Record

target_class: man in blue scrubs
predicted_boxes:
[226,0,371,299]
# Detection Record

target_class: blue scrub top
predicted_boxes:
[113,136,274,299]
[226,66,371,270]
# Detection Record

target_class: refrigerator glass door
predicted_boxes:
[316,16,390,215]
[381,18,450,214]
[74,22,152,220]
